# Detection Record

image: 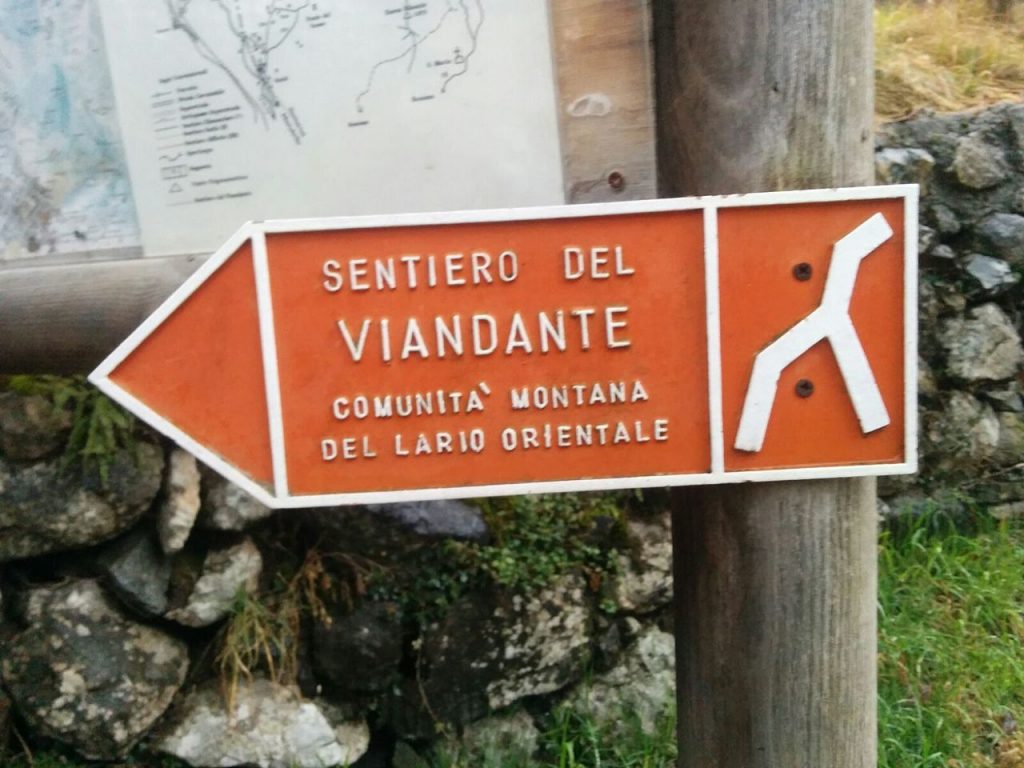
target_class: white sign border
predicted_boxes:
[90,184,918,510]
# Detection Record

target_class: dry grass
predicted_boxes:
[876,0,1024,119]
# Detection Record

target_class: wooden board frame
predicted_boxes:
[0,0,656,373]
[89,185,918,510]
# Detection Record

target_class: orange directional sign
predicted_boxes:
[90,186,918,509]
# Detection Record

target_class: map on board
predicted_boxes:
[0,0,140,264]
[100,0,564,256]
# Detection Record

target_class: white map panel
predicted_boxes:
[100,0,565,256]
[0,0,140,264]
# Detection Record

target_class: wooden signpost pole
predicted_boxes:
[654,1,878,766]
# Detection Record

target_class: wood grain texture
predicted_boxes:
[550,0,656,203]
[671,479,878,766]
[0,255,200,373]
[654,0,878,765]
[654,0,874,196]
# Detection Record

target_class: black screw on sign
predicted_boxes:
[792,262,813,281]
[795,379,815,398]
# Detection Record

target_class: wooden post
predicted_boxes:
[653,1,878,766]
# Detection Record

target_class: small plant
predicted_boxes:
[213,546,353,710]
[368,492,628,624]
[5,374,136,484]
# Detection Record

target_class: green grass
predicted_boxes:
[878,509,1024,768]
[431,704,677,768]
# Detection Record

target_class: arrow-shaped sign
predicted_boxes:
[90,186,918,509]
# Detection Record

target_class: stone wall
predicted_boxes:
[875,102,1024,517]
[0,393,675,767]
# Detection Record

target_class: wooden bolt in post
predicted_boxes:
[653,1,878,766]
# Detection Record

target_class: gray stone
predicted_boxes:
[929,244,956,262]
[157,679,369,768]
[918,357,939,399]
[875,147,935,191]
[983,384,1024,412]
[563,627,675,738]
[925,392,1000,467]
[0,685,10,752]
[976,213,1024,266]
[952,133,1008,189]
[302,500,489,564]
[0,443,164,562]
[0,392,71,461]
[918,224,938,256]
[158,449,201,554]
[311,600,402,695]
[929,203,961,237]
[458,710,540,764]
[1007,104,1024,151]
[165,537,262,627]
[199,468,273,531]
[392,742,430,768]
[996,412,1024,466]
[990,500,1024,520]
[484,575,592,710]
[964,253,1018,292]
[940,304,1024,381]
[0,579,187,760]
[98,527,172,616]
[389,575,591,739]
[606,510,672,614]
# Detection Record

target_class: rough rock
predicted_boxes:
[939,303,1024,382]
[158,679,369,768]
[976,213,1024,266]
[990,500,1024,520]
[392,742,430,768]
[165,537,262,627]
[98,527,172,617]
[563,627,675,737]
[484,575,592,710]
[918,224,938,255]
[929,243,956,262]
[918,357,939,400]
[874,147,934,191]
[0,685,10,752]
[964,254,1018,293]
[0,443,164,562]
[606,510,672,614]
[929,203,961,236]
[0,579,187,760]
[952,133,1008,189]
[199,468,273,531]
[0,392,72,461]
[458,710,540,764]
[158,449,201,554]
[924,392,1000,468]
[996,412,1024,466]
[311,600,402,695]
[302,500,489,563]
[388,575,591,739]
[983,383,1024,412]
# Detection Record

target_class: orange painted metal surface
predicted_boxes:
[93,189,915,507]
[268,212,710,494]
[718,200,906,471]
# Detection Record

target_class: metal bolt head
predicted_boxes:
[607,171,625,191]
[795,379,815,398]
[792,262,813,281]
